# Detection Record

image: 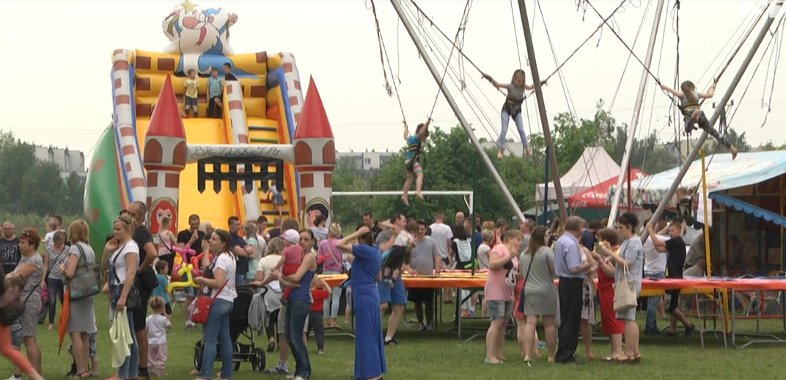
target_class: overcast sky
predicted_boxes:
[1,0,783,164]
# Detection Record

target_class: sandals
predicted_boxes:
[632,354,642,364]
[615,354,632,363]
[602,353,622,362]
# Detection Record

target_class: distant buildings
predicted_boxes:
[34,146,87,180]
[338,150,395,171]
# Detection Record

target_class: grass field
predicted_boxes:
[4,295,786,380]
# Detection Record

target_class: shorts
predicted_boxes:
[378,277,406,305]
[272,193,284,205]
[406,161,422,178]
[277,302,309,335]
[132,289,151,331]
[11,326,22,349]
[407,288,434,304]
[185,96,198,107]
[487,300,513,320]
[183,286,196,297]
[665,289,681,313]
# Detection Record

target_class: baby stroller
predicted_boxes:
[194,285,266,372]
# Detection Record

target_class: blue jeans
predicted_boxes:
[322,270,342,319]
[235,274,246,287]
[286,299,312,378]
[199,298,234,379]
[117,310,139,379]
[645,271,665,332]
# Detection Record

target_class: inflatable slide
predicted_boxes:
[85,2,307,248]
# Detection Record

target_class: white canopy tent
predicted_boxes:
[536,147,621,201]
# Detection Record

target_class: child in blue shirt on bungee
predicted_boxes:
[401,119,431,206]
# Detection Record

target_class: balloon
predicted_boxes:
[167,263,198,292]
[170,244,199,281]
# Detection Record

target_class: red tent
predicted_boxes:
[568,168,647,208]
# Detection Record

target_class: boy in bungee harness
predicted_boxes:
[661,80,738,159]
[401,119,431,206]
[482,69,539,158]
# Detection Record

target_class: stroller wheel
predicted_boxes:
[252,348,267,371]
[194,343,204,372]
[234,361,241,371]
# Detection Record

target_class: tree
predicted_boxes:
[20,161,64,216]
[0,131,37,213]
[608,126,678,175]
[721,128,751,153]
[63,171,86,215]
[332,157,374,227]
[757,140,786,151]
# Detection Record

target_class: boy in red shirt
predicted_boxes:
[307,276,332,354]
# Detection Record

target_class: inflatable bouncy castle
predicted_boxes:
[84,1,336,252]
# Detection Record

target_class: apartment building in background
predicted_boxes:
[34,146,88,180]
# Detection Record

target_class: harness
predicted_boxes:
[502,96,524,117]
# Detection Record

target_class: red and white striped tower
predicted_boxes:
[293,77,335,229]
[224,80,261,222]
[278,52,305,126]
[112,49,147,203]
[143,75,187,236]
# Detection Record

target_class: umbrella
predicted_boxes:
[58,287,71,354]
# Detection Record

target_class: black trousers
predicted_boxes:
[307,310,325,350]
[208,96,223,118]
[556,277,584,362]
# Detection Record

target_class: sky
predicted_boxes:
[1,0,784,165]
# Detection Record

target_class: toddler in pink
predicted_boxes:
[146,297,171,376]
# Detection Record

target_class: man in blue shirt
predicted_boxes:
[228,216,251,286]
[554,216,591,364]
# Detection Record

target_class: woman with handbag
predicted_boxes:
[192,229,237,380]
[590,228,624,362]
[597,213,644,364]
[63,220,99,378]
[42,230,69,331]
[10,228,44,374]
[516,226,558,364]
[105,215,141,379]
[318,222,343,327]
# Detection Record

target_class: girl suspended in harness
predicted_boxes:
[482,69,538,158]
[401,119,431,206]
[660,80,738,159]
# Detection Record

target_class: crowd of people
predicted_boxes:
[0,201,725,379]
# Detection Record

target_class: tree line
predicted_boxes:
[0,131,86,217]
[332,100,758,227]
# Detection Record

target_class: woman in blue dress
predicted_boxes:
[337,225,386,380]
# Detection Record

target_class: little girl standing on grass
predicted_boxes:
[146,296,171,376]
[308,276,332,354]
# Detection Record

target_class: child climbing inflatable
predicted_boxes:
[660,79,738,159]
[401,119,431,206]
[482,69,538,158]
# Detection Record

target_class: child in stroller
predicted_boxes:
[193,285,267,372]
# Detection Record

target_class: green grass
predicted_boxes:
[9,296,786,380]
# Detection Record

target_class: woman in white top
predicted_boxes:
[105,215,140,380]
[156,217,177,275]
[192,229,237,380]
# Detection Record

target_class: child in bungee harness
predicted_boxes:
[401,119,431,206]
[482,69,539,158]
[660,79,738,159]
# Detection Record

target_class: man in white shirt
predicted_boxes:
[428,211,453,302]
[643,220,669,335]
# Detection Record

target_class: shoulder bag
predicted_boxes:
[612,253,637,313]
[109,247,143,312]
[191,279,229,324]
[69,244,101,300]
[516,250,537,314]
[0,282,40,326]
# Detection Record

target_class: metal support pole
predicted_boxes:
[543,147,550,226]
[390,0,527,223]
[607,0,667,227]
[517,0,567,222]
[700,148,712,277]
[641,0,784,243]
